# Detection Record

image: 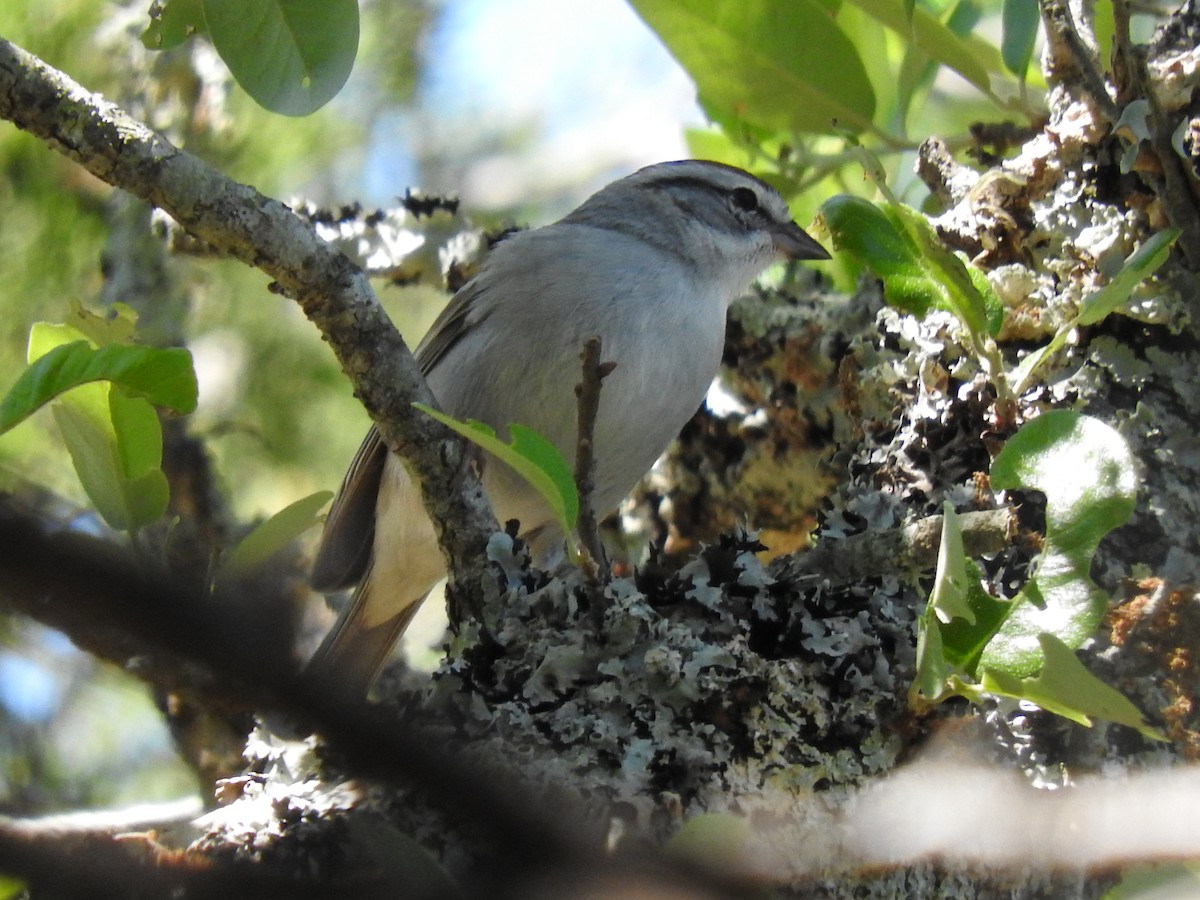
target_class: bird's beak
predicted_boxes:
[773,221,831,261]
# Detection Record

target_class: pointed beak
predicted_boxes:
[773,220,831,261]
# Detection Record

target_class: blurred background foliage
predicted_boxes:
[0,0,1172,821]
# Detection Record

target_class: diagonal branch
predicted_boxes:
[0,35,498,616]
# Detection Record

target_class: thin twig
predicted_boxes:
[573,337,616,578]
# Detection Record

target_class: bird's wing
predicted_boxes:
[414,276,492,375]
[310,424,388,591]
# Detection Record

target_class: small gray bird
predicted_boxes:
[309,160,829,696]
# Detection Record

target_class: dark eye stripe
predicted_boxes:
[643,174,782,229]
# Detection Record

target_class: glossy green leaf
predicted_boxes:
[220,490,334,579]
[888,202,1000,338]
[981,411,1137,676]
[818,195,1001,336]
[818,195,934,316]
[0,341,197,434]
[629,0,876,135]
[202,0,359,116]
[982,634,1164,738]
[1001,0,1040,79]
[414,403,579,534]
[937,560,1011,674]
[843,0,992,93]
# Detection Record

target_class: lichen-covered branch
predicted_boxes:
[772,508,1015,586]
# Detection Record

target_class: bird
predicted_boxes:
[307,159,830,696]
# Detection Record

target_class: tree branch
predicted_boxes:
[0,35,499,619]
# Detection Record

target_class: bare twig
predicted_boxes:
[0,35,499,620]
[572,336,616,577]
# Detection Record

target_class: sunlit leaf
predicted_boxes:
[982,634,1164,738]
[414,403,579,534]
[52,399,168,531]
[981,411,1137,675]
[818,195,1001,335]
[817,195,933,315]
[843,0,992,93]
[0,341,197,434]
[929,503,975,625]
[937,560,1011,674]
[630,0,876,135]
[202,0,359,116]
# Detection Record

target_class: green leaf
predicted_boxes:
[0,341,197,435]
[1092,0,1116,75]
[52,399,169,532]
[1077,228,1179,326]
[3,324,195,534]
[142,0,206,50]
[843,0,992,94]
[202,0,359,116]
[982,634,1164,738]
[219,490,334,579]
[1008,329,1070,396]
[938,560,1012,674]
[888,203,999,338]
[817,195,934,316]
[1001,0,1040,79]
[0,874,26,900]
[629,0,876,135]
[414,403,579,534]
[912,600,952,703]
[818,195,1001,336]
[981,411,1137,676]
[66,300,140,347]
[929,503,975,625]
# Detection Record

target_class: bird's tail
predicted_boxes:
[304,574,425,699]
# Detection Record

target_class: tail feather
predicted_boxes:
[305,578,425,698]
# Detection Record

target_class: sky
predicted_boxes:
[359,0,701,214]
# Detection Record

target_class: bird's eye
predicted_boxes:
[730,186,759,212]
